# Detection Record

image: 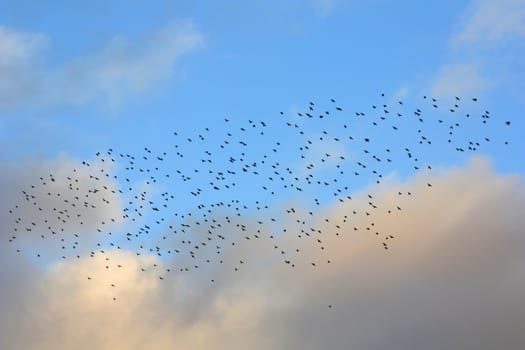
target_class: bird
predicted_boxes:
[5,92,513,305]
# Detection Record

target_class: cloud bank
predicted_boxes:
[1,156,523,350]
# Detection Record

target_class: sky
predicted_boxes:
[0,1,524,349]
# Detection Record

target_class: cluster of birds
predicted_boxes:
[7,93,512,302]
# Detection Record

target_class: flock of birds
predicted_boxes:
[6,93,512,303]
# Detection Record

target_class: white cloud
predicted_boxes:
[430,62,489,99]
[0,26,48,109]
[311,0,338,16]
[0,21,204,112]
[393,86,410,100]
[0,26,48,66]
[1,156,524,349]
[427,0,524,99]
[452,0,525,46]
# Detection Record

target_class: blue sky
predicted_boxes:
[1,0,523,169]
[1,0,523,224]
[0,1,524,349]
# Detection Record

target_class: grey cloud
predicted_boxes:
[0,156,524,349]
[0,154,124,257]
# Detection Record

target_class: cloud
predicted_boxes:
[427,1,525,99]
[1,156,524,349]
[0,21,203,112]
[0,26,47,64]
[0,26,49,110]
[0,154,125,259]
[393,86,410,100]
[452,0,525,46]
[311,0,338,16]
[430,62,489,99]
